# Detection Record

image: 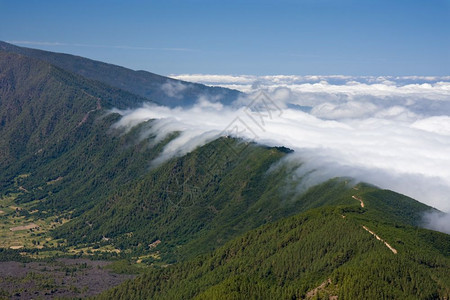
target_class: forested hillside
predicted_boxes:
[97,206,450,299]
[0,51,164,215]
[54,137,434,263]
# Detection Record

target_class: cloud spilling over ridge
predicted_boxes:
[422,211,450,235]
[161,81,189,99]
[112,76,450,227]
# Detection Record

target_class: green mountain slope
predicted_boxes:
[54,136,434,263]
[0,51,165,215]
[96,206,450,299]
[0,50,147,164]
[0,41,241,107]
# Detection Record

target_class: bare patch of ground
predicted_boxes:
[306,278,338,299]
[0,259,136,299]
[9,246,23,250]
[10,223,39,232]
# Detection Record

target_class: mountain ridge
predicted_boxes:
[0,41,242,107]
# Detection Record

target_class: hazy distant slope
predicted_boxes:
[0,41,242,107]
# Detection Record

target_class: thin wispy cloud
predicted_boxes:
[6,40,196,52]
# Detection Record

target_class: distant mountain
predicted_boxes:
[0,41,242,107]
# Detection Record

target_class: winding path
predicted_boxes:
[77,91,103,127]
[362,225,397,254]
[352,195,365,208]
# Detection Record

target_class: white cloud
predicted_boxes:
[161,81,189,98]
[170,75,450,123]
[112,76,450,223]
[422,211,450,234]
[411,116,450,136]
[311,101,379,120]
[169,74,450,95]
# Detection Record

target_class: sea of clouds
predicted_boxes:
[113,74,450,233]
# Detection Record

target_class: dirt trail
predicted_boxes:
[362,225,397,254]
[18,186,29,193]
[306,278,337,299]
[352,195,365,208]
[77,91,103,127]
[47,176,64,185]
[148,239,161,249]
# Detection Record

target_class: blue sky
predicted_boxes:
[1,0,449,76]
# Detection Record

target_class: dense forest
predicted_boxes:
[97,207,450,299]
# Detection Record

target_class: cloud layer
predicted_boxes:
[171,74,450,93]
[112,75,450,228]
